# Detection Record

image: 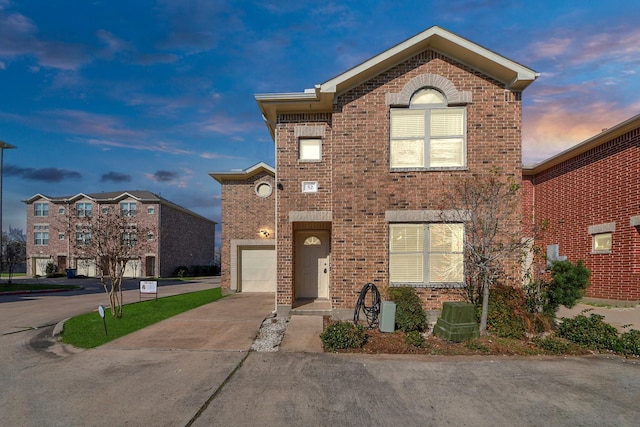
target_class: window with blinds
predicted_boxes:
[389,223,464,285]
[390,88,466,168]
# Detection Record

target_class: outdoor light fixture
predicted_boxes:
[259,229,271,238]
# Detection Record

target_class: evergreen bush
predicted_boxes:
[386,287,427,332]
[320,321,366,351]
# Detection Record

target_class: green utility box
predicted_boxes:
[379,301,396,333]
[433,302,479,342]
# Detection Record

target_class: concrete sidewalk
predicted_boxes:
[102,292,276,351]
[557,301,640,332]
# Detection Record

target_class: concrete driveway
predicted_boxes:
[2,285,640,426]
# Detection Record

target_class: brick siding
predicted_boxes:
[528,127,640,300]
[276,51,524,309]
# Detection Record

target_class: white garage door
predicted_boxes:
[240,248,276,292]
[33,257,50,276]
[123,259,141,278]
[76,258,97,277]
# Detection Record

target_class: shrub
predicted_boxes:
[486,285,528,339]
[405,330,425,347]
[545,260,590,316]
[172,266,189,277]
[386,287,427,333]
[45,262,57,275]
[615,329,640,356]
[533,336,572,354]
[320,321,366,351]
[558,311,618,350]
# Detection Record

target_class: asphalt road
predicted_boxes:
[2,278,640,426]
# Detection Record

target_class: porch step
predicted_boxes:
[291,309,332,316]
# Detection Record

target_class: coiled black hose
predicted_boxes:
[353,282,381,328]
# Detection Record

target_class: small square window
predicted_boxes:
[148,207,155,215]
[59,207,65,215]
[593,233,612,253]
[299,138,322,161]
[59,233,65,240]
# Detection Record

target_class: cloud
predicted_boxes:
[85,138,193,156]
[152,170,179,182]
[0,8,90,70]
[156,0,244,52]
[101,171,132,183]
[522,100,640,165]
[4,164,82,182]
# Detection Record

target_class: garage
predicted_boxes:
[239,247,276,292]
[123,259,142,278]
[76,258,97,277]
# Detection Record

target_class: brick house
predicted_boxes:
[523,114,640,301]
[210,163,276,292]
[25,191,216,278]
[213,26,539,314]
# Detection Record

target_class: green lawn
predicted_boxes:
[62,288,223,348]
[0,283,81,293]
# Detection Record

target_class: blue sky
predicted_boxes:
[1,0,639,234]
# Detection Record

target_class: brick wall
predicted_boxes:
[25,195,214,279]
[158,203,216,277]
[276,50,524,310]
[219,171,275,289]
[531,127,640,300]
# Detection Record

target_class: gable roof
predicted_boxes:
[209,162,275,183]
[23,191,216,224]
[255,26,539,139]
[523,113,640,175]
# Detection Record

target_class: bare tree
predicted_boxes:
[2,227,26,283]
[440,168,534,335]
[66,205,153,317]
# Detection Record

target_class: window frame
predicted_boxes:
[592,232,612,254]
[389,223,465,288]
[390,88,467,170]
[34,203,49,217]
[298,138,322,162]
[120,202,137,217]
[76,202,92,218]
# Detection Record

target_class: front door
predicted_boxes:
[295,231,330,299]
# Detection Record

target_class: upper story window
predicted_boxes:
[147,206,155,215]
[34,203,49,217]
[390,88,466,169]
[58,207,65,215]
[76,202,92,217]
[299,138,322,162]
[121,202,137,217]
[34,224,49,246]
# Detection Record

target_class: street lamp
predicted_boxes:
[0,141,17,281]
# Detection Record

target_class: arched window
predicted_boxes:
[303,236,321,246]
[390,87,466,169]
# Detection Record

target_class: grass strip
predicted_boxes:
[62,287,223,348]
[0,284,81,292]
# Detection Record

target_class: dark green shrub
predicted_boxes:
[486,285,528,339]
[558,311,618,350]
[533,336,572,354]
[545,260,590,316]
[615,329,640,356]
[45,262,57,275]
[172,266,189,277]
[386,287,427,332]
[320,321,366,351]
[405,330,425,347]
